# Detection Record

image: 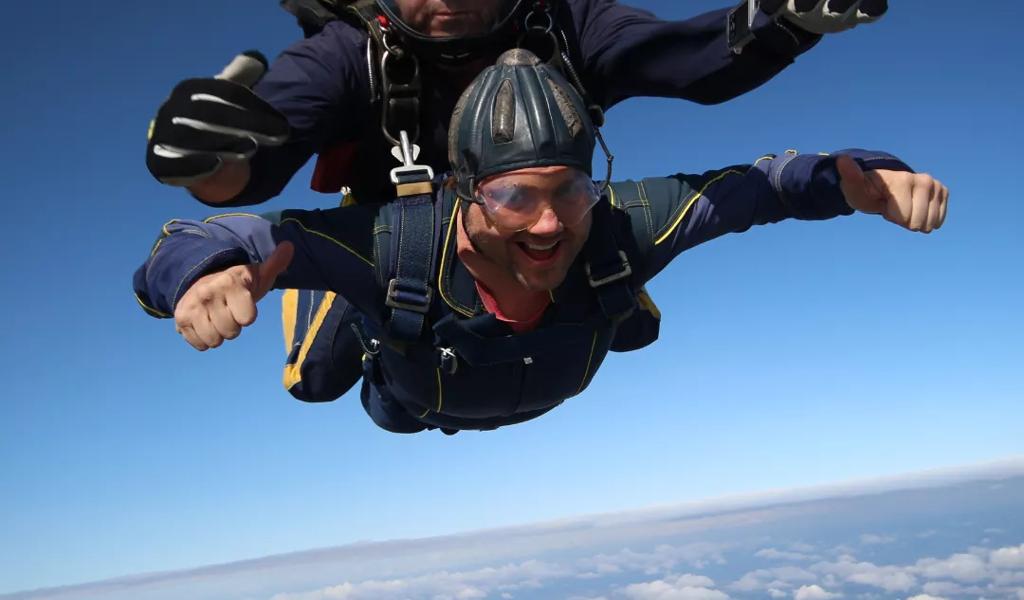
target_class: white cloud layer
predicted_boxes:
[812,555,918,592]
[793,584,841,600]
[257,539,1024,600]
[914,551,989,582]
[730,566,817,592]
[270,560,568,600]
[991,544,1024,569]
[621,574,729,600]
[576,543,729,578]
[799,542,1024,599]
[755,548,820,562]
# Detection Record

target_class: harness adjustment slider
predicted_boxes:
[386,278,434,313]
[585,250,632,287]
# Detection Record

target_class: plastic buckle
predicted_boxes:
[390,164,434,185]
[386,278,433,313]
[389,129,434,184]
[585,250,632,288]
[727,0,759,54]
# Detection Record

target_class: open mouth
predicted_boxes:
[516,240,561,262]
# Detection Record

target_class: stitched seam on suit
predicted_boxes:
[574,331,599,396]
[653,169,745,246]
[134,293,171,318]
[438,199,475,317]
[279,217,374,267]
[636,181,655,241]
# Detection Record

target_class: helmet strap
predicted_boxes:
[516,2,615,191]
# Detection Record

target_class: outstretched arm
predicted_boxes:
[572,1,814,108]
[611,149,948,283]
[133,207,380,350]
[572,0,887,108]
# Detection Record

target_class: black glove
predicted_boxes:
[146,51,290,187]
[759,0,888,35]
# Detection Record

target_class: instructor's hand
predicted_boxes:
[837,155,948,234]
[175,242,294,351]
[760,0,887,35]
[146,52,289,188]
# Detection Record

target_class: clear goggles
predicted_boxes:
[472,168,601,232]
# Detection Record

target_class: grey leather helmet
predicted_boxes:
[448,48,596,200]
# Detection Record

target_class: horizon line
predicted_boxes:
[7,454,1023,598]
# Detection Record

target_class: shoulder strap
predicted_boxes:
[582,200,636,323]
[382,157,439,342]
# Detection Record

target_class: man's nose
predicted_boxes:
[527,208,564,236]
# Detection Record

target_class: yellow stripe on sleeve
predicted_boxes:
[653,169,745,246]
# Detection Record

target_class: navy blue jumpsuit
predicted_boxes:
[136,150,912,432]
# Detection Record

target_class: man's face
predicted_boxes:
[462,166,594,292]
[394,0,507,37]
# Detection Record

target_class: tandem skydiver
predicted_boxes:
[134,49,948,434]
[144,0,889,402]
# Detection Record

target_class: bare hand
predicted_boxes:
[174,242,294,350]
[837,155,949,233]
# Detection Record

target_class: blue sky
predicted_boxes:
[0,0,1021,594]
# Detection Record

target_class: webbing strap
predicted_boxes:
[583,201,635,322]
[385,182,436,342]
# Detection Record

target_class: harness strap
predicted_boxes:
[582,200,636,322]
[384,163,438,342]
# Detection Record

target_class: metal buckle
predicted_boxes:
[389,130,434,184]
[727,0,759,54]
[386,278,433,313]
[349,322,380,357]
[390,164,434,185]
[585,250,632,287]
[438,347,459,375]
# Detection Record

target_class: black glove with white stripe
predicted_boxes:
[146,51,290,187]
[760,0,888,35]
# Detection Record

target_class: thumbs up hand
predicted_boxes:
[836,155,949,234]
[174,242,295,351]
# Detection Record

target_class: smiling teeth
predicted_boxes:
[526,241,558,251]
